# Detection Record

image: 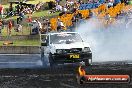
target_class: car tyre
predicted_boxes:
[49,53,56,68]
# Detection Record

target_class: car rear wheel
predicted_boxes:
[49,53,53,67]
[49,53,56,68]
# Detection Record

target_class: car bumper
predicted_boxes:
[51,52,92,63]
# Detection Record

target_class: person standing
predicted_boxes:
[0,19,2,35]
[105,13,111,23]
[0,4,4,18]
[56,0,60,4]
[36,20,42,34]
[8,20,13,36]
[57,18,65,32]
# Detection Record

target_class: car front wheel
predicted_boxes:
[84,59,92,66]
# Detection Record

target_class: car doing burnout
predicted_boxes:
[41,32,92,66]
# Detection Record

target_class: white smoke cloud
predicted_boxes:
[76,16,132,62]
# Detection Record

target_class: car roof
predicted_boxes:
[48,32,79,35]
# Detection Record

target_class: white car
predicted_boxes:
[41,32,92,67]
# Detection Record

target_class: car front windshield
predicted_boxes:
[50,33,83,44]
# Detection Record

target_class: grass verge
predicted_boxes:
[0,39,40,46]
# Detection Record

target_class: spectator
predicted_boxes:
[57,18,65,32]
[31,4,35,12]
[71,6,77,13]
[19,11,25,19]
[48,8,56,14]
[31,20,38,34]
[89,10,93,17]
[65,4,70,11]
[76,11,82,19]
[67,0,74,5]
[0,4,4,18]
[36,20,42,34]
[0,19,2,35]
[72,11,82,24]
[8,3,14,17]
[46,19,52,32]
[42,19,52,33]
[107,0,114,8]
[15,24,22,32]
[56,0,61,4]
[42,19,51,32]
[27,15,32,23]
[62,6,68,13]
[55,4,62,11]
[9,3,13,12]
[41,19,47,33]
[16,5,21,14]
[35,1,44,11]
[105,13,111,24]
[8,20,13,35]
[18,24,22,32]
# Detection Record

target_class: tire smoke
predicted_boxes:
[77,17,132,62]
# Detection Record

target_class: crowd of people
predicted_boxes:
[0,0,82,35]
[0,0,131,36]
[7,1,44,17]
[0,0,48,35]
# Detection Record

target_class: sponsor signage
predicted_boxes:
[84,75,130,83]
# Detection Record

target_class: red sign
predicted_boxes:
[83,75,130,83]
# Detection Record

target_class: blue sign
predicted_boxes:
[79,3,101,10]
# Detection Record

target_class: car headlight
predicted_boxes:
[84,47,90,52]
[56,49,63,54]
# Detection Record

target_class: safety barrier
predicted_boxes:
[0,46,40,54]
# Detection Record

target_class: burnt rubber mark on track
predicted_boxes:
[0,64,131,88]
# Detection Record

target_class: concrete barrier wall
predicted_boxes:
[0,35,40,41]
[0,46,40,54]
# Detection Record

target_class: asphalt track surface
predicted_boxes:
[0,55,132,88]
[0,54,43,68]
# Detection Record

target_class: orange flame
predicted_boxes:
[78,66,86,76]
